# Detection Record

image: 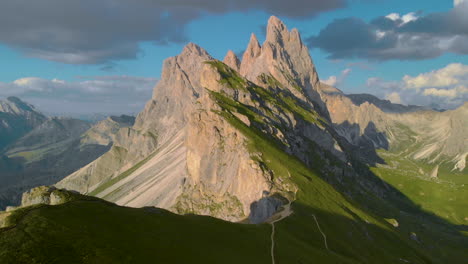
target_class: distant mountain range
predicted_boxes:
[0,16,467,263]
[0,96,135,209]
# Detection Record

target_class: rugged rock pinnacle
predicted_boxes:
[223,50,241,72]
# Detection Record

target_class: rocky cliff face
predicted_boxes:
[239,17,325,112]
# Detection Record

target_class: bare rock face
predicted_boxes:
[223,50,240,72]
[239,16,324,111]
[57,43,276,221]
[240,33,262,77]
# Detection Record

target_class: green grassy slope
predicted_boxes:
[367,122,468,226]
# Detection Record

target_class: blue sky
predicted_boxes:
[0,0,467,114]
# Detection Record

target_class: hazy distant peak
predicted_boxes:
[0,96,38,115]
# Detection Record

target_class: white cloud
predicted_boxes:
[423,85,468,98]
[367,63,468,109]
[322,68,352,87]
[309,3,468,61]
[423,88,457,98]
[403,63,468,89]
[0,76,157,114]
[385,92,402,104]
[323,76,338,86]
[385,13,400,21]
[385,12,418,26]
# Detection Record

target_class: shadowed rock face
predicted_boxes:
[321,84,468,171]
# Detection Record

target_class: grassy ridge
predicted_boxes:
[0,200,271,264]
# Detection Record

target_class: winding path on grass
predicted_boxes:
[269,202,292,264]
[312,214,329,250]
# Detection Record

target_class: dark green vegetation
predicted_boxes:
[372,137,468,225]
[0,196,271,264]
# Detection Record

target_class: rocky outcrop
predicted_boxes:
[0,186,86,228]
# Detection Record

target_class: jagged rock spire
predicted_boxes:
[239,33,262,76]
[223,50,241,72]
[238,16,326,112]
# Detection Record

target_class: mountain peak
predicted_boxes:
[181,42,210,58]
[265,16,304,48]
[238,17,323,110]
[223,50,241,71]
[266,16,287,43]
[239,34,262,76]
[248,33,261,51]
[1,96,36,114]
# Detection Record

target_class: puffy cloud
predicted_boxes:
[403,63,468,89]
[308,2,468,60]
[0,76,157,114]
[366,63,468,109]
[423,85,468,98]
[323,76,338,86]
[323,68,352,87]
[385,92,402,104]
[0,0,346,64]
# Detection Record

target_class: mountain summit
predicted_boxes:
[240,16,324,110]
